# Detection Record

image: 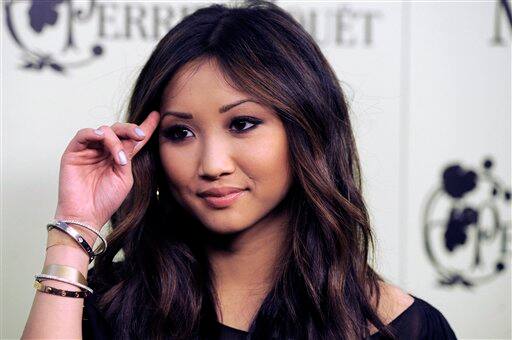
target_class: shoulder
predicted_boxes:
[379,281,415,315]
[371,282,415,327]
[408,296,458,339]
[371,282,457,339]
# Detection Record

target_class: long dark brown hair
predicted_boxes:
[90,1,398,339]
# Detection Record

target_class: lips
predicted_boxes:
[198,187,245,197]
[198,188,247,208]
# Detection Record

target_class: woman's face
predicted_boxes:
[158,59,293,234]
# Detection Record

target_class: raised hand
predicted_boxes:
[53,111,161,237]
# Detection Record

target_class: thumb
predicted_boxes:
[116,150,134,179]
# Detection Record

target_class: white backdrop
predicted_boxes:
[2,1,510,339]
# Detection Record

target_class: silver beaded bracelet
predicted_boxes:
[47,221,95,262]
[54,219,108,255]
[35,274,93,294]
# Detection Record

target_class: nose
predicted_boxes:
[197,135,235,179]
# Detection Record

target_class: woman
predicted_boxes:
[22,1,457,339]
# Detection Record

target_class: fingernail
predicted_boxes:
[118,150,127,165]
[94,128,104,135]
[135,127,145,137]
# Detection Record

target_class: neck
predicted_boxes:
[205,210,289,324]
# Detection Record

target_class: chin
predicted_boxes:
[205,225,246,235]
[178,193,257,235]
[198,215,250,235]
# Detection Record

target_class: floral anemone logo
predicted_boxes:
[423,158,511,288]
[4,0,103,74]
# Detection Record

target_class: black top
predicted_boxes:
[202,295,458,340]
[83,269,457,339]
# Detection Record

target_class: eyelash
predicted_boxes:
[161,116,263,143]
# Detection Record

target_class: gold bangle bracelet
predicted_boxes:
[34,274,93,294]
[41,264,87,286]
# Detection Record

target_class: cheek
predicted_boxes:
[159,147,194,195]
[240,130,292,196]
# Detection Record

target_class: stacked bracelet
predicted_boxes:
[35,274,93,295]
[34,219,106,299]
[34,263,93,298]
[54,219,107,255]
[46,221,99,263]
[33,280,89,298]
[42,264,88,286]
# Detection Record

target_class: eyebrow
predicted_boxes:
[162,99,260,120]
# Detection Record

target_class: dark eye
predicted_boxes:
[230,116,262,133]
[161,117,262,143]
[161,125,193,142]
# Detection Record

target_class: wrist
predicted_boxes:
[44,245,90,278]
[46,228,98,249]
[51,217,101,245]
[53,213,104,231]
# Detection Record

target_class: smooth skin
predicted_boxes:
[22,112,161,339]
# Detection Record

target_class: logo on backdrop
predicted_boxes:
[4,0,380,74]
[422,158,511,288]
[492,0,512,45]
[4,0,103,73]
[3,0,205,74]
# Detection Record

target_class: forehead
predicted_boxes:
[161,59,244,105]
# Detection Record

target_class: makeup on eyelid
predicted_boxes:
[160,116,263,142]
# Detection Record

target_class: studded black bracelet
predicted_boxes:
[46,221,95,263]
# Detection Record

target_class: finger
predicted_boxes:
[144,110,161,135]
[67,128,106,153]
[96,125,129,166]
[111,122,146,142]
[131,111,161,155]
[110,122,146,158]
